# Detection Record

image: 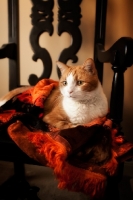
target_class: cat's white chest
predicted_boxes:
[62,97,96,124]
[61,80,108,125]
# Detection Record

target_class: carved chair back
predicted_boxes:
[0,1,133,200]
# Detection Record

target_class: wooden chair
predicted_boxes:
[0,0,133,199]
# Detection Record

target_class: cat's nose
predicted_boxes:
[69,90,73,94]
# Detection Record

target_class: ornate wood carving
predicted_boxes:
[57,0,82,77]
[29,0,54,85]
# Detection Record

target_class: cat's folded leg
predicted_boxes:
[52,120,77,130]
[43,112,78,130]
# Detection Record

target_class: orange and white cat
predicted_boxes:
[0,58,108,130]
[43,58,108,129]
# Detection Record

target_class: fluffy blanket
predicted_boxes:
[0,79,133,198]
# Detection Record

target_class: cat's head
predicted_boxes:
[56,58,99,101]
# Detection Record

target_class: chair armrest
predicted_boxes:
[0,43,17,60]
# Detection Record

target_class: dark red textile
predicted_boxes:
[0,79,133,198]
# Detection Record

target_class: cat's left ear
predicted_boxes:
[56,61,69,74]
[82,58,96,74]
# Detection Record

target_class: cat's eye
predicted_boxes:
[77,80,83,86]
[62,81,67,86]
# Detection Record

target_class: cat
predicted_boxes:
[0,58,108,130]
[43,58,108,129]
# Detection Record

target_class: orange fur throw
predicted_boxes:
[0,79,133,198]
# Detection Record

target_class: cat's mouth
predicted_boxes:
[69,95,75,98]
[66,94,75,98]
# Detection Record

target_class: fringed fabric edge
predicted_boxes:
[8,120,107,198]
[29,130,107,198]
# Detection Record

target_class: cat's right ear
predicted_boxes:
[82,58,96,75]
[56,61,68,74]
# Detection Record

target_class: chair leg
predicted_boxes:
[92,164,124,200]
[102,177,120,200]
[0,161,40,200]
[91,177,120,200]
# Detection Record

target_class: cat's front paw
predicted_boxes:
[60,123,78,129]
[70,123,81,128]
